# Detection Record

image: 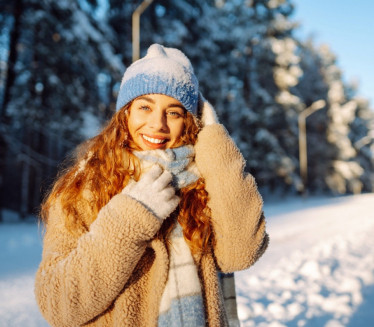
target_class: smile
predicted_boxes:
[142,134,168,144]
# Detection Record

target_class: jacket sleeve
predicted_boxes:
[194,124,269,273]
[34,193,162,327]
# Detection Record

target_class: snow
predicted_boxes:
[0,223,48,327]
[0,194,374,326]
[236,193,374,326]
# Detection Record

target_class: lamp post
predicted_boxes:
[298,99,326,194]
[132,0,154,62]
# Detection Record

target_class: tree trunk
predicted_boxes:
[1,0,23,117]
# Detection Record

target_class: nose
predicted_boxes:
[148,110,168,132]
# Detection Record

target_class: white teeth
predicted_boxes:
[142,135,166,144]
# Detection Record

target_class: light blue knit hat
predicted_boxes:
[116,44,199,114]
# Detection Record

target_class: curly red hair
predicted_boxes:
[41,104,212,255]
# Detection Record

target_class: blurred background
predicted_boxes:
[1,0,373,221]
[1,1,374,326]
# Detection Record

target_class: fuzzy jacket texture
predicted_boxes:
[35,124,269,327]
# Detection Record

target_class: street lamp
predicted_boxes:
[132,0,154,62]
[298,99,326,193]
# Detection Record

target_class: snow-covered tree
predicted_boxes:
[0,0,123,216]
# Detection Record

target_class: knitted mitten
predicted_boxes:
[122,165,180,220]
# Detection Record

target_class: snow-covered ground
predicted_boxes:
[237,193,374,327]
[0,194,373,327]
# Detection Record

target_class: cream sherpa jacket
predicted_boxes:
[35,124,268,327]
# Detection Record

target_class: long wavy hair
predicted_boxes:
[41,103,213,255]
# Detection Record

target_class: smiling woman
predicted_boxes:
[34,44,268,327]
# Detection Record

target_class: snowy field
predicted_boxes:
[0,193,373,327]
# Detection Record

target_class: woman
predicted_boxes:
[35,44,268,327]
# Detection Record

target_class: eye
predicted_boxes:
[167,110,184,118]
[139,105,151,112]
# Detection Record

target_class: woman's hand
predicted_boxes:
[122,165,180,220]
[199,93,219,126]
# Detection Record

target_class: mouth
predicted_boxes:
[141,134,169,148]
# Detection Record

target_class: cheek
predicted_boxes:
[171,121,185,140]
[127,113,143,137]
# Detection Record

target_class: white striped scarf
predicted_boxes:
[158,223,206,327]
[134,146,205,326]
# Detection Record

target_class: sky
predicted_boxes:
[291,0,374,109]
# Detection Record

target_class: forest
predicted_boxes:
[0,0,373,219]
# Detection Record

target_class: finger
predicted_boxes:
[153,170,173,192]
[159,187,175,201]
[201,100,219,126]
[168,195,181,211]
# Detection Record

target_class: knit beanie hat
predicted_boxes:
[116,44,199,114]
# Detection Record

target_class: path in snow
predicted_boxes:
[0,194,373,326]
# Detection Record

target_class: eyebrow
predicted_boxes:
[136,96,185,110]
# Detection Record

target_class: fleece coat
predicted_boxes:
[34,124,269,327]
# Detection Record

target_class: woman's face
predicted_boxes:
[127,94,186,150]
